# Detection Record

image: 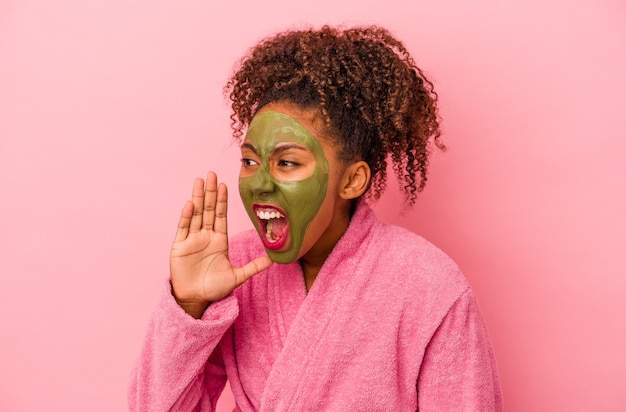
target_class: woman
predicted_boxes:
[129,25,502,411]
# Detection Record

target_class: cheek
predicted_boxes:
[280,177,326,224]
[282,181,315,203]
[238,179,251,203]
[280,175,327,219]
[299,192,335,244]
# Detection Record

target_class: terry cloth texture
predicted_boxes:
[129,202,503,411]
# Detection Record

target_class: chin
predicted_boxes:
[266,248,299,264]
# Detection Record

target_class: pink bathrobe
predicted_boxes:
[129,203,502,411]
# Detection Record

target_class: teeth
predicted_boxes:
[256,208,284,220]
[266,220,275,241]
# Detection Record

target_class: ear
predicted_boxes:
[339,161,371,200]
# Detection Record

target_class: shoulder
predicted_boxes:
[372,221,468,290]
[342,209,476,342]
[346,203,468,296]
[359,218,471,322]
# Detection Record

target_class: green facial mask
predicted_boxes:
[239,111,329,263]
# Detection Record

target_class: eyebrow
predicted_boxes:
[272,143,308,155]
[241,142,308,155]
[241,142,258,154]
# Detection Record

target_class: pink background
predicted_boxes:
[1,1,625,411]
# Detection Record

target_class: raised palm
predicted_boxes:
[170,172,272,318]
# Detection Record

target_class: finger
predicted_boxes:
[173,200,193,242]
[203,172,218,231]
[189,178,205,233]
[213,183,228,234]
[234,255,273,286]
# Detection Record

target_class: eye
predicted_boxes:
[278,159,299,167]
[241,158,259,167]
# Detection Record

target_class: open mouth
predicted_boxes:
[253,204,289,251]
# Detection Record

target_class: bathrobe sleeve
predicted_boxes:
[417,288,503,411]
[128,280,239,412]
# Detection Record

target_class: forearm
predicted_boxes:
[128,279,239,411]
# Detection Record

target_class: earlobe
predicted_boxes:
[340,161,371,200]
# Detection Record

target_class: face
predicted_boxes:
[238,106,343,264]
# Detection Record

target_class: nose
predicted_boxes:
[248,168,276,194]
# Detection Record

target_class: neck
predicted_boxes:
[301,262,322,292]
[301,244,337,291]
[299,200,354,291]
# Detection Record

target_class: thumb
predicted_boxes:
[233,255,273,287]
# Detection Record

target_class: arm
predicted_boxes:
[417,288,503,411]
[128,281,238,412]
[129,172,272,411]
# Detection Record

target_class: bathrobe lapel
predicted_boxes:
[267,262,306,352]
[260,204,376,411]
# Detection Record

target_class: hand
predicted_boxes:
[169,172,272,318]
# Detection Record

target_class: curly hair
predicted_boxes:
[225,25,444,205]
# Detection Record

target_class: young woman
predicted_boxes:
[129,25,502,411]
